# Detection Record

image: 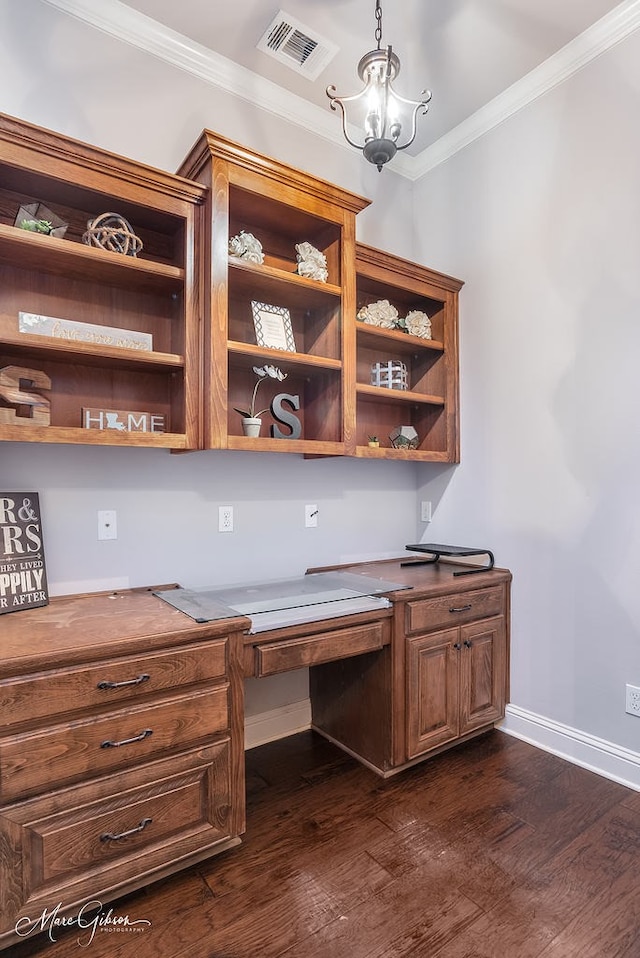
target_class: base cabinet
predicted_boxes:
[309,559,511,776]
[0,589,247,950]
[406,615,506,759]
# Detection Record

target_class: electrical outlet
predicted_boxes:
[305,504,318,528]
[97,510,117,540]
[218,505,234,533]
[625,684,640,716]
[421,501,432,523]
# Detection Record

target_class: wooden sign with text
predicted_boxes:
[0,492,49,614]
[83,408,166,433]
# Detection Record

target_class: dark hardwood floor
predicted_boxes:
[10,730,640,958]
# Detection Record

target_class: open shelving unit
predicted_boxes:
[177,131,370,456]
[0,113,205,449]
[354,243,463,462]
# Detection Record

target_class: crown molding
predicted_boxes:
[40,0,640,183]
[411,0,640,180]
[39,0,350,153]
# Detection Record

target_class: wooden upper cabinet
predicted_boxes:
[355,243,463,462]
[177,131,370,456]
[0,113,206,449]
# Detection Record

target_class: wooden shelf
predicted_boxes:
[229,257,342,308]
[1,331,184,371]
[0,423,188,447]
[228,435,344,456]
[0,224,185,293]
[356,321,444,354]
[228,341,342,373]
[356,383,445,407]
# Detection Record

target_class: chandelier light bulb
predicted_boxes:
[326,1,431,171]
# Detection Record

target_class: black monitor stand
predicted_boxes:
[401,543,495,576]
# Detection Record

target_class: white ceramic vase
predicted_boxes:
[242,417,262,437]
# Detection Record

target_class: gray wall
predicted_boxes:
[414,31,640,757]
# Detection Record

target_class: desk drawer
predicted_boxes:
[405,587,503,635]
[0,686,229,801]
[1,744,232,936]
[0,641,227,730]
[256,622,386,677]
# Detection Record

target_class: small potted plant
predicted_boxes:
[368,435,380,448]
[234,365,287,437]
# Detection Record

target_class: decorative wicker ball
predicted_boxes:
[82,212,143,257]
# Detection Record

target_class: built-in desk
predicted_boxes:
[0,559,511,949]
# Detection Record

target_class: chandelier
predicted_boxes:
[326,0,431,171]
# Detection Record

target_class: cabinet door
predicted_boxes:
[406,628,460,759]
[459,616,506,735]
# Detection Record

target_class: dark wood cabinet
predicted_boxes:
[355,243,463,461]
[310,559,511,775]
[177,130,369,455]
[0,588,247,950]
[406,614,507,759]
[0,113,206,449]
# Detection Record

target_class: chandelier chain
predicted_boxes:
[374,0,382,48]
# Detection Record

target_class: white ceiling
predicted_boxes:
[43,0,637,175]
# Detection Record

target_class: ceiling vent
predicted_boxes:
[257,10,338,81]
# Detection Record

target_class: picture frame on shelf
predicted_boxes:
[251,301,296,353]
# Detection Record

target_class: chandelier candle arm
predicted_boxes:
[326,0,431,171]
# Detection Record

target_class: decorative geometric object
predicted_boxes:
[228,230,264,264]
[295,242,328,283]
[371,360,408,391]
[390,425,419,449]
[82,212,143,257]
[14,203,68,238]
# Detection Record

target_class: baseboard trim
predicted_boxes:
[499,704,640,791]
[244,700,311,751]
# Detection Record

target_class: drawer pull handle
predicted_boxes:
[97,673,150,691]
[449,604,472,614]
[453,642,462,651]
[100,728,153,749]
[464,639,473,649]
[100,817,153,843]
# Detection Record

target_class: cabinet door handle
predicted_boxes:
[453,642,462,651]
[100,817,153,843]
[449,604,472,614]
[97,673,150,691]
[100,728,153,749]
[464,640,473,648]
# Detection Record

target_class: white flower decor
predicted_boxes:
[233,365,287,420]
[357,299,398,329]
[228,230,264,264]
[403,310,432,340]
[295,242,328,283]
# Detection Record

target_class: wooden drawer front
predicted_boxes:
[1,744,232,936]
[0,640,227,730]
[0,686,229,802]
[405,586,503,635]
[256,622,386,677]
